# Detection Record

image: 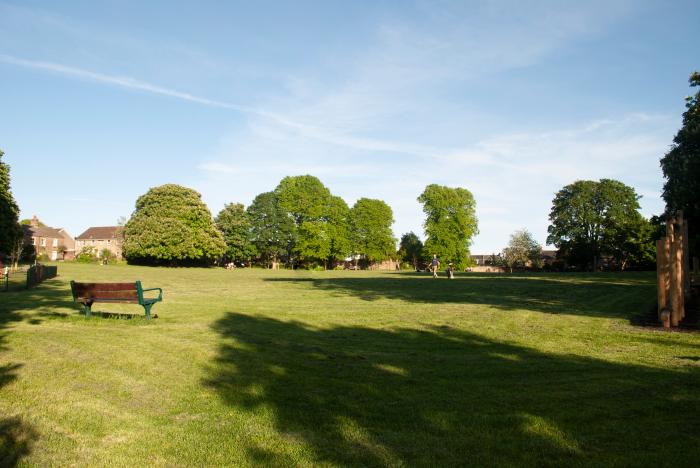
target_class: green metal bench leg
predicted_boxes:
[84,304,92,317]
[143,303,153,319]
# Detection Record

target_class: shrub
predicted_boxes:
[76,246,98,263]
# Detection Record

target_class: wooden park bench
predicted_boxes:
[70,280,163,319]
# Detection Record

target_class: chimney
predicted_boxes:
[30,215,40,227]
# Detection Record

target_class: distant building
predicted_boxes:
[23,215,76,260]
[470,254,499,266]
[541,250,558,265]
[75,226,124,260]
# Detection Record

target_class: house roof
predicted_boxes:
[23,224,65,239]
[76,226,123,240]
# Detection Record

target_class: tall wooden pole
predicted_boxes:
[682,217,690,299]
[656,237,670,322]
[668,218,684,326]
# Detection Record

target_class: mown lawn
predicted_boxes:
[1,263,699,466]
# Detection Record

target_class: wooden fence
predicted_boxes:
[26,264,58,289]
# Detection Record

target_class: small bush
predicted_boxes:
[76,246,98,263]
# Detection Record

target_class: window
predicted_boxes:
[40,238,46,247]
[32,237,36,245]
[53,239,58,247]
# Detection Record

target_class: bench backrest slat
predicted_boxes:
[71,282,138,301]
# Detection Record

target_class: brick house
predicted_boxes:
[75,226,124,260]
[23,216,76,260]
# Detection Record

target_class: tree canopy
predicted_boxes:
[398,232,424,270]
[0,149,22,259]
[123,184,226,265]
[418,184,478,269]
[660,71,700,254]
[215,203,256,263]
[349,198,396,263]
[247,191,296,267]
[502,229,542,272]
[547,179,646,271]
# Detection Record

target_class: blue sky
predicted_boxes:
[1,1,698,253]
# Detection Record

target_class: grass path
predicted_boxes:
[1,264,699,466]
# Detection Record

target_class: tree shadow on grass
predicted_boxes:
[264,272,655,320]
[205,313,700,466]
[0,293,40,466]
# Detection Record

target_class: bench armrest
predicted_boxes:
[142,287,163,301]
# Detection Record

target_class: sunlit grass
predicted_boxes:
[0,263,698,466]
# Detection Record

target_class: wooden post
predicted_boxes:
[682,218,690,298]
[668,219,684,326]
[656,238,670,322]
[693,257,699,284]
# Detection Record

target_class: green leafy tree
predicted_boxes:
[123,184,226,265]
[247,192,296,268]
[398,232,424,270]
[325,196,351,268]
[418,184,478,270]
[607,216,656,271]
[501,229,542,272]
[296,220,331,266]
[660,71,700,255]
[547,179,644,271]
[0,149,23,259]
[275,175,333,266]
[215,203,256,263]
[349,198,396,264]
[276,175,331,226]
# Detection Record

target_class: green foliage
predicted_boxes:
[349,198,396,263]
[276,175,331,226]
[502,230,542,272]
[123,184,226,265]
[398,232,424,270]
[607,216,656,271]
[19,245,36,263]
[100,248,115,264]
[325,196,352,266]
[660,71,700,255]
[418,184,478,270]
[76,246,98,263]
[547,179,646,271]
[0,149,23,258]
[247,192,296,267]
[274,175,354,267]
[20,219,46,227]
[215,203,256,262]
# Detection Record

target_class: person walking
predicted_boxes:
[430,255,440,278]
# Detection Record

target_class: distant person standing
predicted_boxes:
[446,263,454,279]
[430,255,440,278]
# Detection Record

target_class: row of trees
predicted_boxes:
[122,176,401,268]
[121,177,481,269]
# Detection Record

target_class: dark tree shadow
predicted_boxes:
[205,313,700,466]
[264,272,655,320]
[0,281,49,465]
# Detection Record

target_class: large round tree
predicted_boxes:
[418,184,478,269]
[123,184,225,265]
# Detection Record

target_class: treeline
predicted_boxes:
[121,176,480,269]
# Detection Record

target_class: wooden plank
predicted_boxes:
[656,238,670,321]
[669,220,684,326]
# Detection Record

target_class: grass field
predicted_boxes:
[1,263,699,466]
